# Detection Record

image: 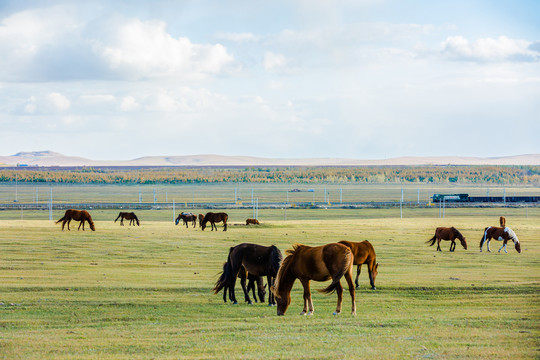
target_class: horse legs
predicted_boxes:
[239,270,252,304]
[267,275,276,306]
[61,219,67,231]
[78,220,84,231]
[299,279,313,315]
[333,282,344,315]
[223,222,227,231]
[436,238,441,251]
[66,219,72,231]
[368,264,376,290]
[355,264,361,288]
[344,270,357,315]
[487,239,491,252]
[450,241,455,252]
[120,218,124,226]
[499,239,508,253]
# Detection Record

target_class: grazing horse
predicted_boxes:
[214,243,282,306]
[175,213,197,228]
[114,212,140,226]
[338,240,378,289]
[56,209,95,231]
[201,212,228,231]
[198,214,204,228]
[222,264,266,304]
[500,216,506,227]
[480,226,521,253]
[426,227,467,252]
[246,218,260,225]
[271,243,356,316]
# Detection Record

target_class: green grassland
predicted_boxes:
[0,209,539,359]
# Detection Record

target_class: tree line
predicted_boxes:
[0,166,538,185]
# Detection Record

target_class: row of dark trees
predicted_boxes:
[0,166,538,185]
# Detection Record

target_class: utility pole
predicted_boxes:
[400,187,403,219]
[49,187,52,221]
[173,200,175,222]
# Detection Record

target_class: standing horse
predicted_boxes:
[271,243,356,316]
[56,209,95,231]
[201,212,228,231]
[175,213,197,228]
[480,226,521,253]
[214,243,282,306]
[114,212,140,226]
[246,218,260,225]
[426,227,467,252]
[221,264,266,304]
[338,240,378,289]
[500,216,506,227]
[198,214,204,228]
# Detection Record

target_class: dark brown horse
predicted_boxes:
[114,212,139,226]
[338,240,378,289]
[480,226,521,253]
[198,214,204,227]
[271,243,356,316]
[426,227,467,252]
[175,213,197,228]
[201,212,228,231]
[56,209,95,231]
[214,243,282,306]
[246,218,260,225]
[222,264,266,304]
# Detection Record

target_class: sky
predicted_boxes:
[0,0,539,160]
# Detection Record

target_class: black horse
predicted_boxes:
[214,243,282,306]
[175,213,197,228]
[114,212,140,226]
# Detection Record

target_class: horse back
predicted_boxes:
[338,240,375,265]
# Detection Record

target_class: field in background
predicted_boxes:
[0,209,538,359]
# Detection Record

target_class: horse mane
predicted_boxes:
[451,227,464,240]
[285,243,306,256]
[271,254,292,299]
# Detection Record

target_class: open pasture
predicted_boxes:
[0,210,539,359]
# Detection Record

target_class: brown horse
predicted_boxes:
[426,227,467,252]
[214,243,282,306]
[338,240,378,289]
[56,209,95,231]
[114,212,139,226]
[175,213,197,228]
[271,243,356,316]
[500,216,506,227]
[201,212,228,231]
[480,226,521,253]
[246,218,260,225]
[222,264,266,304]
[198,214,204,227]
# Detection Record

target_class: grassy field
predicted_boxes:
[0,209,539,359]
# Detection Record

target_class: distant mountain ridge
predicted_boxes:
[1,151,539,167]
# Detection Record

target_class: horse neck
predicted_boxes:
[273,256,296,296]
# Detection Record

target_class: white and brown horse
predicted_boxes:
[480,226,521,253]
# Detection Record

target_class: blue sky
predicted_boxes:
[0,0,539,160]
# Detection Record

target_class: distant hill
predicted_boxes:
[1,151,539,167]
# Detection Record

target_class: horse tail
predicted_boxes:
[270,245,283,276]
[55,214,67,224]
[114,213,121,223]
[213,248,235,294]
[426,234,437,247]
[480,227,489,249]
[320,248,352,295]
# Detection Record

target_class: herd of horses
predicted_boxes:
[54,209,521,316]
[426,216,521,254]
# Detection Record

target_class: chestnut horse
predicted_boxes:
[480,226,521,253]
[426,227,467,252]
[201,212,228,231]
[175,213,197,228]
[222,264,266,304]
[56,209,95,231]
[246,218,260,225]
[214,243,282,306]
[338,240,378,289]
[114,212,139,226]
[500,216,506,227]
[271,243,356,316]
[198,214,204,227]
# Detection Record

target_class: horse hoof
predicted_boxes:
[333,311,340,316]
[371,286,376,290]
[248,302,253,305]
[307,311,313,316]
[233,301,238,305]
[300,311,306,316]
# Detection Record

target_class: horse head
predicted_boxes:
[460,237,467,250]
[258,283,267,304]
[175,216,180,225]
[89,222,96,231]
[515,241,521,253]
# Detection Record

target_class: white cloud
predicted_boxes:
[263,52,288,71]
[441,36,540,62]
[119,96,140,111]
[95,19,235,80]
[46,93,71,111]
[216,32,260,43]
